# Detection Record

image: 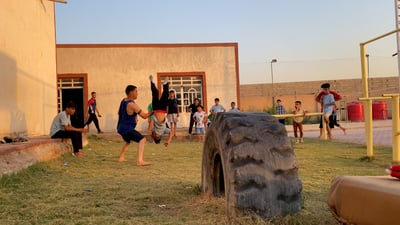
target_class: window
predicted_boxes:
[162,76,204,113]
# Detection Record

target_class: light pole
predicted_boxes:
[366,54,370,77]
[366,54,370,93]
[270,59,277,107]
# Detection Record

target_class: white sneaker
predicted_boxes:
[300,138,304,143]
[295,139,299,144]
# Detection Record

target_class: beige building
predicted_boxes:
[0,1,57,138]
[56,43,240,132]
[1,1,239,137]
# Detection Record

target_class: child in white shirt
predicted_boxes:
[193,105,207,142]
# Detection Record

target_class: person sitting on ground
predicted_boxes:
[50,101,88,157]
[117,85,153,166]
[149,75,174,146]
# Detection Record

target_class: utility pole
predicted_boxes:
[395,0,400,87]
[270,59,277,107]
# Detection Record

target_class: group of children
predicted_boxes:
[280,82,346,144]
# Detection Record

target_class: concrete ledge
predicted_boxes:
[0,137,72,177]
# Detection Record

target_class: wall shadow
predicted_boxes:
[0,51,27,137]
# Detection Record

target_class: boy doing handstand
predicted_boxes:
[149,75,174,146]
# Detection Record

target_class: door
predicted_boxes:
[57,74,88,128]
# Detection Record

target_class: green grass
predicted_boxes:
[0,136,392,225]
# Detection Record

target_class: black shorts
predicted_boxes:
[120,130,144,143]
[319,115,334,129]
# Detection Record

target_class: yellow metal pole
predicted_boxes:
[360,44,374,158]
[360,44,369,98]
[365,99,373,158]
[392,96,400,163]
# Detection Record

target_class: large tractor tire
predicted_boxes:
[201,112,302,219]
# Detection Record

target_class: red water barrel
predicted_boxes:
[347,101,364,122]
[372,100,388,120]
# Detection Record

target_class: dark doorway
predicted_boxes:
[62,89,84,128]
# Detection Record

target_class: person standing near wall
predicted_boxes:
[50,101,87,157]
[229,101,240,112]
[276,99,286,125]
[84,91,102,134]
[209,98,225,121]
[167,90,179,137]
[188,98,200,135]
[193,105,207,142]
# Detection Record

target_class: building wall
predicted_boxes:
[240,77,400,119]
[0,1,57,137]
[56,43,239,132]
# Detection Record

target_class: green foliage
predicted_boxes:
[0,136,392,224]
[263,107,276,115]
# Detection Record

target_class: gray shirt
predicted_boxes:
[210,104,225,113]
[50,111,71,137]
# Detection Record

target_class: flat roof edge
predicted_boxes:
[56,42,238,48]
